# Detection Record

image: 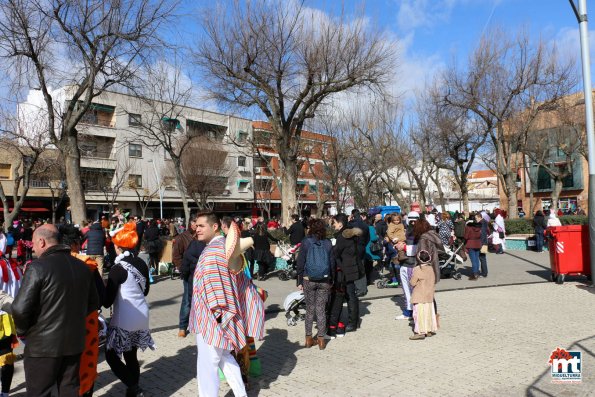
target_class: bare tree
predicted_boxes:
[442,27,577,217]
[254,178,275,219]
[100,158,133,217]
[32,150,67,224]
[180,138,234,211]
[130,183,159,220]
[127,62,195,224]
[0,0,175,224]
[194,0,396,222]
[0,106,48,230]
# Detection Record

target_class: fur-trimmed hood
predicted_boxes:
[342,227,363,239]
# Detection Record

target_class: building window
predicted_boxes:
[255,179,273,192]
[558,164,575,189]
[161,117,180,132]
[129,143,142,158]
[237,130,249,143]
[237,180,250,192]
[237,156,246,167]
[0,164,10,180]
[164,176,176,190]
[128,174,142,188]
[537,166,551,190]
[129,113,141,126]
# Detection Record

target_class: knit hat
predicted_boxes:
[110,221,138,250]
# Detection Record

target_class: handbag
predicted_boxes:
[480,245,488,254]
[498,231,505,239]
[370,240,383,254]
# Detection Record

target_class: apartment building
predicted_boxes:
[16,87,254,220]
[252,121,336,217]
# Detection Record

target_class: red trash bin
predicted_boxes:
[545,225,592,284]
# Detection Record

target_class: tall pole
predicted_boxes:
[570,0,595,285]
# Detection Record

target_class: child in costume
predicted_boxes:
[409,250,438,340]
[104,222,154,397]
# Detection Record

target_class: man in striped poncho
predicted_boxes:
[188,212,247,397]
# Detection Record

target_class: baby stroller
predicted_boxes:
[439,242,464,280]
[276,243,300,281]
[283,290,305,326]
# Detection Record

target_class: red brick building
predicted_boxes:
[252,121,336,217]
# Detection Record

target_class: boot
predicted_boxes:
[305,335,315,348]
[317,336,326,350]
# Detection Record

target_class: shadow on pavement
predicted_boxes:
[526,270,552,281]
[101,345,197,396]
[244,328,299,396]
[149,295,182,309]
[525,334,594,396]
[504,251,550,270]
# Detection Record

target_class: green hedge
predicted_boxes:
[505,216,588,235]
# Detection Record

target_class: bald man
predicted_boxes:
[12,224,100,397]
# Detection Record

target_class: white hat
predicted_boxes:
[407,211,420,221]
[225,222,254,273]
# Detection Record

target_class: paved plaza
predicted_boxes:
[7,251,595,396]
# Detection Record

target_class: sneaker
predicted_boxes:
[395,314,412,320]
[178,329,187,338]
[345,324,357,332]
[327,328,337,339]
[468,275,479,281]
[409,333,426,340]
[336,323,346,337]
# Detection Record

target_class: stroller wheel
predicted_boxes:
[287,318,297,326]
[376,280,386,289]
[278,272,289,281]
[453,272,462,280]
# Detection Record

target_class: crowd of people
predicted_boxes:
[0,204,569,396]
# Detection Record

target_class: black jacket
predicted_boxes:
[181,240,206,280]
[285,222,305,246]
[347,215,370,261]
[533,215,547,234]
[136,221,146,241]
[12,245,100,357]
[84,222,105,255]
[144,225,160,242]
[333,227,363,283]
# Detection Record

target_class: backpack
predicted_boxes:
[305,238,331,281]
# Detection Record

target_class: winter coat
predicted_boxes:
[533,215,547,234]
[172,230,194,270]
[347,215,370,261]
[12,245,100,357]
[454,219,466,239]
[387,223,406,242]
[181,240,206,280]
[416,230,444,284]
[464,222,485,250]
[365,225,382,261]
[285,222,305,246]
[84,222,106,256]
[410,265,435,304]
[296,236,335,286]
[334,227,363,284]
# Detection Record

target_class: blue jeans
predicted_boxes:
[179,276,192,330]
[469,248,480,275]
[535,232,544,252]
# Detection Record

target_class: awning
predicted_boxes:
[162,117,181,129]
[90,103,115,113]
[10,207,49,212]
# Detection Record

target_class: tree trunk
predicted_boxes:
[172,158,190,226]
[280,159,298,225]
[461,186,469,215]
[504,173,519,218]
[63,143,86,225]
[550,178,563,214]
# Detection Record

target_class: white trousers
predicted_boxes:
[196,333,247,397]
[400,266,413,311]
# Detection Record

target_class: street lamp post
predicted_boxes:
[148,159,164,219]
[569,0,595,286]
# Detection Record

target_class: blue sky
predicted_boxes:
[174,0,588,112]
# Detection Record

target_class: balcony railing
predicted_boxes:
[80,149,114,159]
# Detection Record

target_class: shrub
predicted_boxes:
[505,219,533,235]
[504,215,588,235]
